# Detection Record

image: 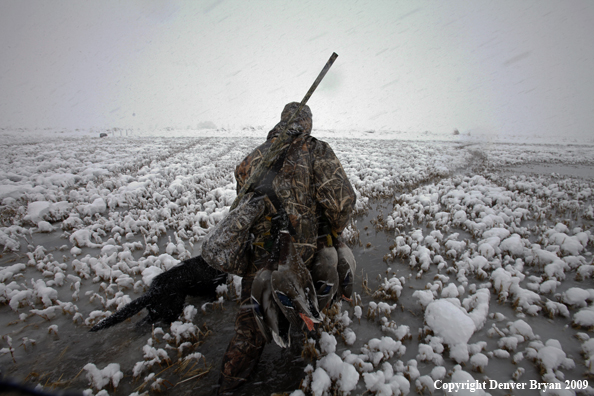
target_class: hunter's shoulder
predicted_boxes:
[248,139,272,159]
[304,136,338,157]
[290,134,332,158]
[295,133,331,149]
[235,141,269,180]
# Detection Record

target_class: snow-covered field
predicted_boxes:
[1,128,594,396]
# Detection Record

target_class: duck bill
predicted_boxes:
[341,294,353,302]
[299,312,318,331]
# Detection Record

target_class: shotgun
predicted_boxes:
[230,52,338,210]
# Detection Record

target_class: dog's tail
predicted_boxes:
[89,293,152,332]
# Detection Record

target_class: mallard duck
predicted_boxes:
[336,239,356,300]
[250,267,291,348]
[311,245,338,310]
[270,231,321,331]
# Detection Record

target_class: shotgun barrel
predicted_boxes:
[230,52,338,210]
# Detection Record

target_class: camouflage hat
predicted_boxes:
[280,102,312,135]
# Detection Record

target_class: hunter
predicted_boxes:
[218,101,356,392]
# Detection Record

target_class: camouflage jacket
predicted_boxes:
[235,125,356,270]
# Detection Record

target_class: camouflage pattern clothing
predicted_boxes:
[219,271,267,392]
[218,102,356,393]
[235,104,356,270]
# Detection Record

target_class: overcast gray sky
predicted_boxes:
[1,0,593,138]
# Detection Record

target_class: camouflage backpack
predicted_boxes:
[201,192,265,276]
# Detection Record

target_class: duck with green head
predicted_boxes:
[270,230,321,332]
[250,265,291,348]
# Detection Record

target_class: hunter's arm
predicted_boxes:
[312,141,356,234]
